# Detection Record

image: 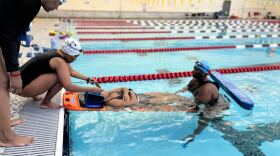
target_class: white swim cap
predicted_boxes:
[62,38,82,56]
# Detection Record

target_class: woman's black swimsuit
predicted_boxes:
[20,51,64,88]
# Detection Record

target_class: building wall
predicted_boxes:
[39,0,280,19]
[230,0,280,18]
[60,0,224,12]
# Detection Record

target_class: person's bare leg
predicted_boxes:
[0,49,34,147]
[21,73,62,109]
[40,82,63,109]
[32,95,44,101]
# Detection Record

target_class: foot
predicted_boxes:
[40,101,61,109]
[11,118,24,127]
[32,95,44,101]
[0,135,34,147]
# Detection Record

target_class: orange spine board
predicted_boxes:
[63,91,109,111]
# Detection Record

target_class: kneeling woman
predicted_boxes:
[19,38,105,109]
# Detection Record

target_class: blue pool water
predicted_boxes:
[68,22,280,156]
[81,38,280,50]
[76,32,280,39]
[70,71,280,156]
[73,48,280,77]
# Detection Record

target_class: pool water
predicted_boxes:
[81,38,280,50]
[68,21,280,156]
[76,31,280,39]
[73,48,280,77]
[69,71,280,156]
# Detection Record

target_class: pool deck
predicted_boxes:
[2,92,64,156]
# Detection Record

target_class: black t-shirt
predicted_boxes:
[0,0,41,72]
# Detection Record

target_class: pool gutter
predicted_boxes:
[55,89,65,156]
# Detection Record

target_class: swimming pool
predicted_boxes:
[73,48,280,77]
[69,71,280,156]
[76,31,280,38]
[80,38,280,50]
[67,20,280,156]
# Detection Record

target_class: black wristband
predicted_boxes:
[86,77,90,84]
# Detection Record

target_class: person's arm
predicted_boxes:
[182,115,209,148]
[122,88,130,103]
[1,38,23,94]
[1,38,20,72]
[106,89,137,107]
[68,64,101,87]
[174,86,188,94]
[107,87,129,94]
[104,87,132,104]
[50,58,103,93]
[102,88,123,102]
[175,85,189,94]
[175,79,196,94]
[122,87,129,94]
[68,64,89,81]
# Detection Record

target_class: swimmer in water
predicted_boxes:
[80,87,194,111]
[175,61,229,112]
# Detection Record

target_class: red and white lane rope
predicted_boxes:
[128,20,278,25]
[79,34,280,41]
[76,26,154,30]
[152,25,280,30]
[77,31,171,34]
[93,64,280,83]
[83,43,279,54]
[77,28,280,34]
[75,25,279,30]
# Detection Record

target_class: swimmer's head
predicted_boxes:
[61,38,82,63]
[62,38,82,56]
[193,61,210,79]
[41,0,63,12]
[194,61,210,74]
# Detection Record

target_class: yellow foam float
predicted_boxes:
[49,31,56,36]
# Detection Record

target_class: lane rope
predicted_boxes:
[93,64,280,83]
[77,28,280,34]
[79,34,280,41]
[83,43,279,54]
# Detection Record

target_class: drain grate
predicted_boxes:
[4,93,64,156]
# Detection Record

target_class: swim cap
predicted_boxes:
[59,0,65,5]
[62,38,82,56]
[195,61,210,74]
